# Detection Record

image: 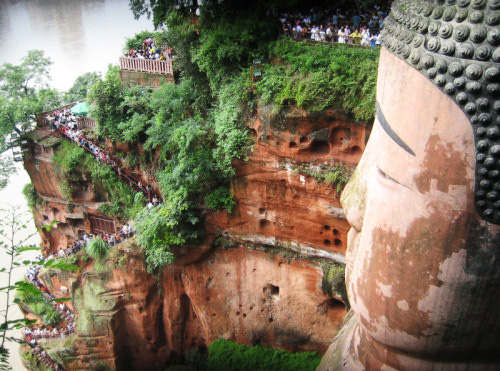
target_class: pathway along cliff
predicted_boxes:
[16,14,377,371]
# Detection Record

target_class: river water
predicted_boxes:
[0,1,152,368]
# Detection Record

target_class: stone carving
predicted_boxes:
[383,0,500,223]
[317,1,500,369]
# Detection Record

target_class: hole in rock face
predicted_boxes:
[268,317,274,322]
[310,139,330,154]
[263,284,279,297]
[324,225,330,230]
[326,298,345,309]
[333,229,339,235]
[259,219,268,228]
[243,313,247,318]
[318,298,346,314]
[289,141,297,148]
[334,239,342,246]
[236,311,240,316]
[331,127,352,145]
[300,135,308,143]
[248,128,258,138]
[324,239,331,246]
[43,215,48,220]
[259,207,266,214]
[351,145,362,154]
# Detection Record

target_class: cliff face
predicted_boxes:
[24,108,367,370]
[208,107,368,260]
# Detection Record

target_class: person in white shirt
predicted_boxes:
[337,27,346,44]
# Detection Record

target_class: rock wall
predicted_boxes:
[23,108,368,369]
[208,106,369,261]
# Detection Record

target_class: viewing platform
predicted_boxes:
[36,103,96,130]
[119,56,174,87]
[119,56,173,75]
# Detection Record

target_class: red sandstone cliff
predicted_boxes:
[23,107,368,370]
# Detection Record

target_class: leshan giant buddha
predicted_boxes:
[319,0,500,369]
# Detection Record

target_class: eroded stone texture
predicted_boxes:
[207,107,368,259]
[23,108,367,369]
[319,46,500,371]
[40,242,346,370]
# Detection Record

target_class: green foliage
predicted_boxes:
[192,17,278,91]
[87,66,126,141]
[52,141,142,219]
[187,339,321,371]
[125,30,159,51]
[134,206,177,272]
[88,66,154,143]
[205,187,235,213]
[22,183,39,211]
[211,74,253,178]
[256,38,379,121]
[0,50,61,188]
[321,263,349,309]
[284,161,353,193]
[64,72,101,103]
[16,287,62,326]
[20,346,52,371]
[85,237,109,261]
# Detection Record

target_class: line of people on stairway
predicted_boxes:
[24,341,64,371]
[45,108,162,202]
[24,260,73,370]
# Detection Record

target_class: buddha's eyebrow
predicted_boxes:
[376,102,415,157]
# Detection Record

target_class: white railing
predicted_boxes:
[119,56,173,75]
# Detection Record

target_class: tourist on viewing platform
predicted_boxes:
[351,29,361,45]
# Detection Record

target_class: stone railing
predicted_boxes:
[119,56,173,75]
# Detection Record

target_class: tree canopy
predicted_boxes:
[0,50,61,188]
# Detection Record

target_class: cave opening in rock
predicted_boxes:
[310,139,330,154]
[263,284,279,297]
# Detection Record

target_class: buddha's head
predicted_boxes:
[337,0,500,368]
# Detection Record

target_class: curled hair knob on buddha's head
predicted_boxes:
[383,0,500,224]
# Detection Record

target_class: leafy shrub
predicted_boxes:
[256,38,379,121]
[205,187,235,213]
[88,66,125,141]
[64,71,101,103]
[134,206,176,272]
[124,31,164,52]
[85,237,108,261]
[197,339,321,371]
[16,288,62,327]
[52,141,141,220]
[22,183,39,211]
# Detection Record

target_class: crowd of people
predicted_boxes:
[100,223,134,245]
[24,260,75,370]
[124,37,172,60]
[281,6,387,46]
[24,341,64,371]
[45,108,162,203]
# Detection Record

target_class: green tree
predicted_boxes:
[63,71,101,103]
[0,50,60,189]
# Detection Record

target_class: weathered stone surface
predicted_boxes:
[319,46,500,370]
[41,241,346,370]
[207,107,368,259]
[24,107,367,369]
